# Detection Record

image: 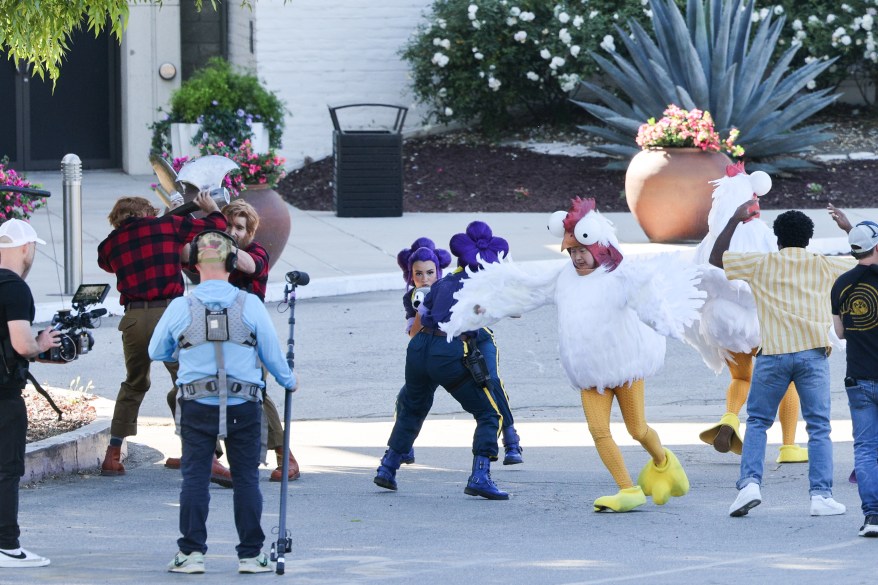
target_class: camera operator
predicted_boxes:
[97,191,228,478]
[149,230,296,574]
[0,220,60,568]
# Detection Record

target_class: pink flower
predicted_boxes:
[635,104,744,157]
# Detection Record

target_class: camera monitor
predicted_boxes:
[71,283,111,306]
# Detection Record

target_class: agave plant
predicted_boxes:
[574,0,839,172]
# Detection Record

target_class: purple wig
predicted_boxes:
[397,237,452,285]
[449,221,509,271]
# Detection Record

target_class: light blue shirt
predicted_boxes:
[149,280,296,405]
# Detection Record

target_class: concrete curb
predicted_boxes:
[24,390,125,483]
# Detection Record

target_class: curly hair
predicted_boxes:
[773,210,814,249]
[107,197,158,229]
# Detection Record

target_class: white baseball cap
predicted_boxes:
[0,219,47,248]
[849,221,878,255]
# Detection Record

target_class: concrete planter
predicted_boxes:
[170,122,270,159]
[24,391,122,482]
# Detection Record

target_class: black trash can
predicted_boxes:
[329,103,408,217]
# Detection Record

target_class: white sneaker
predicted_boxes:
[729,483,762,517]
[167,551,205,573]
[238,552,273,573]
[810,495,846,516]
[0,547,50,568]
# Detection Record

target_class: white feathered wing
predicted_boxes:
[616,253,707,341]
[441,257,566,338]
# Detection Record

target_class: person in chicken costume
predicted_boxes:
[442,197,703,512]
[686,162,808,464]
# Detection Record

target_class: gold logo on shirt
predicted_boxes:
[845,283,878,331]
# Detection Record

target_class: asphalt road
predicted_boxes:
[4,290,870,585]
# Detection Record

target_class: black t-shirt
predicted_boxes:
[831,264,878,380]
[0,268,35,391]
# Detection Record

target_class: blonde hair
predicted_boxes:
[222,199,259,236]
[108,197,157,228]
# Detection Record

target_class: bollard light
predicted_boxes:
[61,154,83,295]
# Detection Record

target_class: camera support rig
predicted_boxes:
[38,284,111,363]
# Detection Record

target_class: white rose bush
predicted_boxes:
[403,0,878,136]
[401,0,649,133]
[761,0,878,104]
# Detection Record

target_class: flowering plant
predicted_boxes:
[755,1,878,104]
[402,0,650,132]
[636,105,745,157]
[152,140,287,200]
[149,58,287,157]
[0,158,46,221]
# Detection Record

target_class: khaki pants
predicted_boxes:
[111,306,179,438]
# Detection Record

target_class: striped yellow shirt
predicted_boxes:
[723,248,854,355]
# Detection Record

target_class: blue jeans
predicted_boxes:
[846,379,878,515]
[178,400,264,558]
[738,348,833,496]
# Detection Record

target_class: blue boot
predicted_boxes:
[374,448,404,491]
[402,447,415,465]
[502,426,523,465]
[465,455,509,500]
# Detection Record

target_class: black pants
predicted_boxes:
[0,391,26,549]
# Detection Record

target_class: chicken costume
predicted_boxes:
[686,162,807,463]
[442,198,704,512]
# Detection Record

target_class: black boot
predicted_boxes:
[464,455,509,500]
[374,448,405,491]
[502,426,523,465]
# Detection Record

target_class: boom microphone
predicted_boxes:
[0,186,52,198]
[285,271,310,286]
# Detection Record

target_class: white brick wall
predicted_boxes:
[227,0,434,168]
[227,5,256,72]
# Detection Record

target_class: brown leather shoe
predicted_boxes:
[165,457,181,470]
[210,456,233,488]
[269,448,300,482]
[100,445,125,476]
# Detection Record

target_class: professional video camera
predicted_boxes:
[38,284,111,363]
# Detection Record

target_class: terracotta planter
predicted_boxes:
[624,148,732,243]
[240,184,291,270]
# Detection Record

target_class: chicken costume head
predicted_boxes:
[708,161,772,226]
[547,197,623,272]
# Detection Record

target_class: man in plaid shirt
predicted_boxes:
[98,191,227,477]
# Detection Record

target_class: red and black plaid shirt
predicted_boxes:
[229,240,270,301]
[97,211,227,305]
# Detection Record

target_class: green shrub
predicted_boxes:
[762,1,878,103]
[150,58,287,154]
[402,0,651,134]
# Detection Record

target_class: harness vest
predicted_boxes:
[173,291,262,441]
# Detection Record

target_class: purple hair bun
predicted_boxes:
[449,221,509,271]
[396,237,452,284]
